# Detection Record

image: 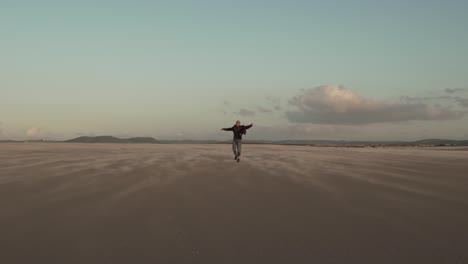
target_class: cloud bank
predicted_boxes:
[455,97,468,108]
[287,85,465,125]
[26,127,46,138]
[266,96,282,111]
[445,88,468,94]
[257,106,273,113]
[237,108,256,117]
[249,124,356,140]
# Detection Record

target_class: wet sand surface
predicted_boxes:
[1,143,467,263]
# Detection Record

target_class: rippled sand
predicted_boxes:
[1,143,467,263]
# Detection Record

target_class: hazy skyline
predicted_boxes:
[2,1,468,140]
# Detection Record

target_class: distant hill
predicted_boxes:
[159,140,220,144]
[3,136,468,146]
[65,136,159,144]
[240,139,406,146]
[265,139,468,146]
[144,139,468,146]
[409,139,468,146]
[253,140,405,145]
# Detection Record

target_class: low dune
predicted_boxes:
[0,143,467,263]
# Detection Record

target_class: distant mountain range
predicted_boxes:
[243,139,468,146]
[245,139,468,146]
[65,136,159,144]
[2,136,468,146]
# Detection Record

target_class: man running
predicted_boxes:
[221,121,253,162]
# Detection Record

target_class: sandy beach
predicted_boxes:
[0,143,467,263]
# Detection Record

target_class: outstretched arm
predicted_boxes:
[221,127,234,131]
[244,123,253,129]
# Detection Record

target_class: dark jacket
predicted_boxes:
[223,124,253,140]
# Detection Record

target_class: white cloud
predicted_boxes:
[399,95,453,103]
[266,96,282,111]
[445,88,468,94]
[287,85,466,125]
[237,108,256,117]
[26,127,44,137]
[455,97,468,108]
[257,106,273,113]
[248,124,357,140]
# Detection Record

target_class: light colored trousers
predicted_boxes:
[232,139,242,156]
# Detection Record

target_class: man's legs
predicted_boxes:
[232,139,238,158]
[232,139,242,158]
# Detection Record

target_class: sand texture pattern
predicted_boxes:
[1,143,467,263]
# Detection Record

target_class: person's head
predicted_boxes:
[235,120,241,127]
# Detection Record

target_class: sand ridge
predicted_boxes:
[0,143,467,263]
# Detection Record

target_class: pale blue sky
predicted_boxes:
[1,0,468,140]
